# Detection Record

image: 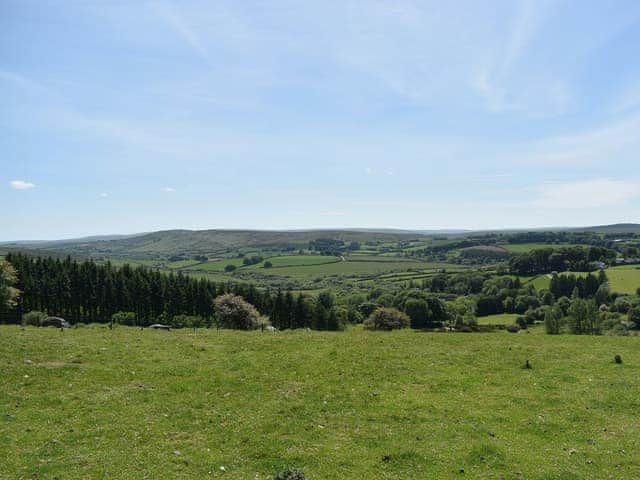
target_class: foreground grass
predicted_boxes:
[1,326,639,479]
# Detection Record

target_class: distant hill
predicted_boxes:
[3,223,638,260]
[572,223,640,234]
[3,229,437,259]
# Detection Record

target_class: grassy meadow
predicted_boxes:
[476,313,522,325]
[524,266,640,295]
[1,326,639,479]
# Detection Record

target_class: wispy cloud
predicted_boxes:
[532,178,640,208]
[471,0,560,113]
[99,192,109,198]
[163,186,176,192]
[151,1,207,59]
[519,112,640,165]
[10,180,36,190]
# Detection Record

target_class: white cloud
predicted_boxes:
[10,180,36,190]
[163,186,176,192]
[532,178,640,209]
[99,192,109,198]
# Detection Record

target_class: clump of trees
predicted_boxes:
[243,255,264,266]
[509,246,616,275]
[363,308,410,331]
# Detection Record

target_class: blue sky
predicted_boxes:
[2,0,640,240]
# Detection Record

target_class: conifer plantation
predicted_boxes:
[3,253,325,330]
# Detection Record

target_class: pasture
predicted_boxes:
[526,266,640,295]
[498,243,593,254]
[476,313,521,325]
[1,326,639,479]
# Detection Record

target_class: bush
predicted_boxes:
[264,261,273,268]
[224,264,237,272]
[273,467,308,480]
[213,294,260,330]
[357,301,378,317]
[614,296,632,314]
[22,310,48,326]
[172,314,204,329]
[363,307,410,331]
[111,311,136,326]
[628,306,640,328]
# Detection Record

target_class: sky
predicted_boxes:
[2,0,640,240]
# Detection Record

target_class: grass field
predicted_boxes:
[605,265,640,295]
[257,259,448,279]
[1,326,639,479]
[525,266,640,295]
[498,243,592,253]
[476,313,521,325]
[243,255,340,269]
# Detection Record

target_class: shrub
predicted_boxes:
[363,307,410,331]
[614,296,632,314]
[264,261,273,268]
[273,467,308,480]
[213,294,260,330]
[111,311,136,326]
[172,314,204,329]
[628,306,640,328]
[22,310,48,326]
[224,264,237,272]
[358,301,378,317]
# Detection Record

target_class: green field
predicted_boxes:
[243,255,340,269]
[605,265,640,295]
[249,259,449,279]
[2,326,639,479]
[499,243,573,253]
[525,266,640,295]
[476,313,521,325]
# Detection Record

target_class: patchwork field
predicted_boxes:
[1,326,639,479]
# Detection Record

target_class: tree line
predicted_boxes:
[2,253,343,330]
[508,246,616,275]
